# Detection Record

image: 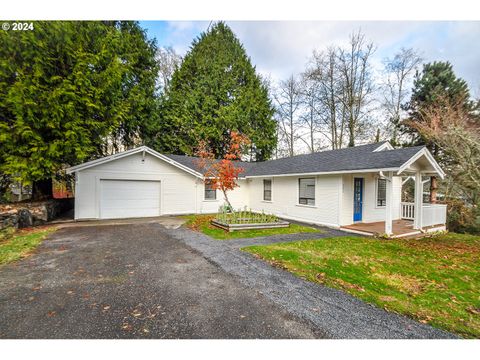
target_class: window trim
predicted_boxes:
[263,178,272,202]
[298,177,316,206]
[204,180,217,201]
[376,177,387,208]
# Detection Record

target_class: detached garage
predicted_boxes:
[66,147,210,220]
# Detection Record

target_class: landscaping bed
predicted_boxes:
[183,214,320,240]
[243,232,480,338]
[211,210,289,232]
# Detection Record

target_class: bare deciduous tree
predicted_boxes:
[157,46,182,92]
[336,31,376,147]
[298,74,322,153]
[405,96,480,204]
[274,75,303,157]
[305,48,347,150]
[382,48,423,145]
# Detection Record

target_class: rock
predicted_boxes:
[17,209,33,228]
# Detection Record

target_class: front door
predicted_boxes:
[353,178,363,222]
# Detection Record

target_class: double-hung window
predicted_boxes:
[263,179,272,201]
[299,178,315,206]
[204,180,216,200]
[376,178,387,207]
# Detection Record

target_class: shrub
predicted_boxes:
[446,199,480,234]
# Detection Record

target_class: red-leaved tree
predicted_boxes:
[195,132,250,210]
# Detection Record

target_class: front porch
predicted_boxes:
[341,218,446,238]
[343,147,446,237]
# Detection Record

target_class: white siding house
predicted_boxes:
[67,141,447,236]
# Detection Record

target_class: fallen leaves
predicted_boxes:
[132,309,142,318]
[466,306,480,315]
[379,296,396,302]
[334,278,365,292]
[121,323,133,331]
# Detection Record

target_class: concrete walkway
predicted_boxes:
[167,224,456,339]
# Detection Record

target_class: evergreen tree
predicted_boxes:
[148,22,276,160]
[0,21,158,199]
[404,61,474,146]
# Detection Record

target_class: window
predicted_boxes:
[204,181,216,200]
[263,179,272,201]
[299,178,315,206]
[377,178,387,207]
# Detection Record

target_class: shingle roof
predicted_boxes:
[164,142,426,177]
[163,154,258,175]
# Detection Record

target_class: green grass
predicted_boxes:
[243,233,480,338]
[182,214,321,240]
[0,226,57,266]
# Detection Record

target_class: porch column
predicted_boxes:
[413,171,423,230]
[384,172,393,236]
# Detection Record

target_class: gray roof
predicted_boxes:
[164,142,426,177]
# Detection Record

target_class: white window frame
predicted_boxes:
[298,177,316,207]
[263,178,272,202]
[376,177,387,208]
[204,180,217,201]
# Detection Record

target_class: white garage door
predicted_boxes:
[100,180,161,219]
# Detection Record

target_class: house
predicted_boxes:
[66,141,447,237]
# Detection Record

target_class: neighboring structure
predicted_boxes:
[67,141,447,237]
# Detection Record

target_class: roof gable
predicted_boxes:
[66,146,203,178]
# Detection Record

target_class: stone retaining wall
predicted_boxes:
[0,198,74,230]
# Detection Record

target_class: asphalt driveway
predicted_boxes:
[0,223,323,339]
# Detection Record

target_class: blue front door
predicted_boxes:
[353,178,363,222]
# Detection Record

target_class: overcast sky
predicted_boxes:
[140,21,480,97]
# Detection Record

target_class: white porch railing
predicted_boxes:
[401,202,447,227]
[401,202,415,220]
[422,204,447,227]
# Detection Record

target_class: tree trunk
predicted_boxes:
[222,189,233,212]
[430,176,437,204]
[32,178,53,201]
[429,143,438,204]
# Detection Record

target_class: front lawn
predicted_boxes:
[243,233,480,338]
[0,226,57,265]
[183,214,321,240]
